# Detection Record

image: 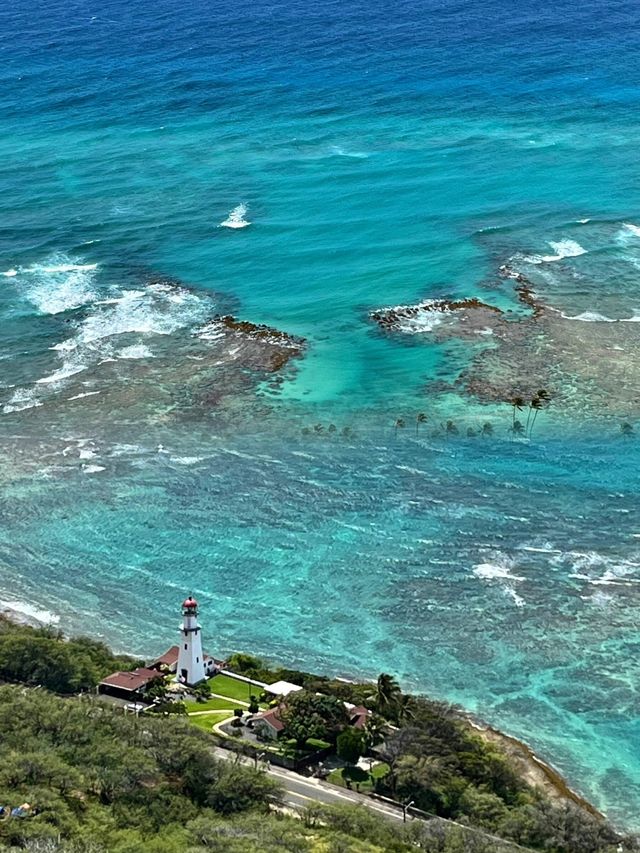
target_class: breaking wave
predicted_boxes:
[6,253,99,314]
[220,204,251,229]
[3,279,211,410]
[522,239,587,264]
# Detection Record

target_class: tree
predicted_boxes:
[395,754,448,813]
[481,422,494,437]
[529,389,551,438]
[445,420,458,436]
[510,396,525,428]
[281,691,348,748]
[192,680,212,702]
[394,418,406,437]
[146,676,170,702]
[362,714,386,751]
[248,695,260,714]
[397,694,417,723]
[336,728,365,765]
[621,422,634,437]
[368,673,402,720]
[415,412,427,436]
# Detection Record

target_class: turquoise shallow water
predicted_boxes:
[2,0,640,829]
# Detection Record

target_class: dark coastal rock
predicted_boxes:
[371,297,503,331]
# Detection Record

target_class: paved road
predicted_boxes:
[211,745,537,851]
[211,746,407,821]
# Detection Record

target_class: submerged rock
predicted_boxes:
[370,265,640,421]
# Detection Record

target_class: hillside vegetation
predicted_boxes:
[0,623,636,851]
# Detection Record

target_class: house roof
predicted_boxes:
[100,667,164,692]
[253,707,285,732]
[152,645,180,667]
[349,705,370,729]
[265,680,303,697]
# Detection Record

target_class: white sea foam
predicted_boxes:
[9,253,99,314]
[2,268,17,277]
[117,344,154,359]
[67,391,101,401]
[220,204,251,229]
[378,300,449,334]
[559,550,640,586]
[16,279,208,404]
[523,239,587,264]
[170,456,204,465]
[36,359,89,385]
[2,388,43,414]
[0,598,59,625]
[473,562,525,581]
[77,283,204,344]
[330,145,368,159]
[473,557,526,607]
[518,544,562,554]
[397,313,444,334]
[622,223,640,237]
[560,309,640,323]
[505,588,525,607]
[82,464,105,474]
[561,311,616,323]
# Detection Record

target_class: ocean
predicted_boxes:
[2,0,640,828]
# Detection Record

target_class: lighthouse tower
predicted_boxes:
[177,596,206,686]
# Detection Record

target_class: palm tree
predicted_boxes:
[529,390,551,437]
[445,420,458,436]
[481,422,494,437]
[362,714,386,751]
[342,426,353,438]
[415,412,427,436]
[511,396,525,428]
[313,424,324,434]
[394,418,406,438]
[621,422,634,437]
[512,419,525,437]
[369,672,402,719]
[327,424,337,434]
[397,694,417,723]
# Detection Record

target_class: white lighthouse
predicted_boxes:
[177,596,206,686]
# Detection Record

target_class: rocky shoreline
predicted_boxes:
[467,717,604,819]
[0,608,607,826]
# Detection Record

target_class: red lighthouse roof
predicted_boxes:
[182,596,198,609]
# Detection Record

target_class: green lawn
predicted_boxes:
[207,673,258,704]
[184,696,245,713]
[328,762,390,793]
[188,711,235,732]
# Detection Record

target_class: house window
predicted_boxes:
[196,657,199,662]
[184,644,187,650]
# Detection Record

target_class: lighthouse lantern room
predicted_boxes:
[177,596,206,686]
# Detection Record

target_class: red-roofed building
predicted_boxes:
[348,705,370,730]
[150,645,222,678]
[249,707,285,740]
[150,645,180,673]
[98,667,165,701]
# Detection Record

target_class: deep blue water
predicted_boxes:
[2,0,640,829]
